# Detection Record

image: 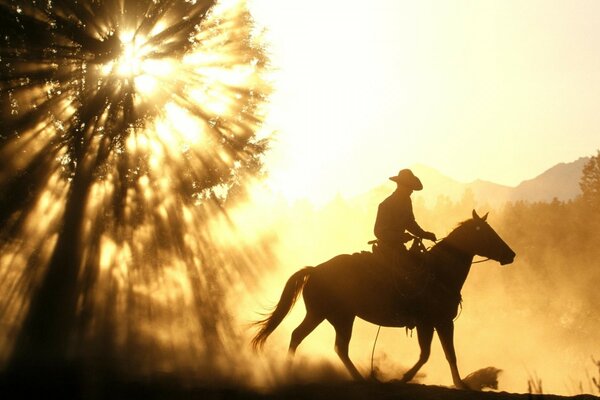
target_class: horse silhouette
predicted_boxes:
[252,210,515,389]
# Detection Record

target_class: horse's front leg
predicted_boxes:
[401,323,434,383]
[436,320,469,390]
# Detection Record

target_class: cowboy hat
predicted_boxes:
[389,169,423,191]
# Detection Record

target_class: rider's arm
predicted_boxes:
[406,217,428,238]
[405,201,435,241]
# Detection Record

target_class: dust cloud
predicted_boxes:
[240,182,600,396]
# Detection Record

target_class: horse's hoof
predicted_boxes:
[454,380,471,390]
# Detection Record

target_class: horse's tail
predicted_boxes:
[251,267,314,350]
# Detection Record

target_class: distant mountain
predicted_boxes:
[510,157,589,203]
[366,157,590,208]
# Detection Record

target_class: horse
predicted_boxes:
[251,210,516,389]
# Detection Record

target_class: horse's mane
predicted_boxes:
[454,219,472,229]
[446,219,472,237]
[434,218,477,249]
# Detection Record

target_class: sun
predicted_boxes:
[99,30,176,98]
[116,31,147,76]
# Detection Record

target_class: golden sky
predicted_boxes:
[249,0,600,204]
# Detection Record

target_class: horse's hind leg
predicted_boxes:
[288,311,324,356]
[401,323,434,383]
[331,316,363,380]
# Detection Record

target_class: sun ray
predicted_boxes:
[0,0,272,379]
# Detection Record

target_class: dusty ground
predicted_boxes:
[1,372,598,400]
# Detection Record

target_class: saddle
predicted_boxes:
[359,238,433,328]
[361,238,430,283]
[367,237,428,269]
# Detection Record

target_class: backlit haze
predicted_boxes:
[1,0,599,397]
[249,0,600,204]
[240,1,600,395]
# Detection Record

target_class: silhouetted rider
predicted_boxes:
[374,169,437,262]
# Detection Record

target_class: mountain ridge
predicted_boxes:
[369,157,590,208]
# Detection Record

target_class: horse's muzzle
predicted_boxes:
[499,252,516,265]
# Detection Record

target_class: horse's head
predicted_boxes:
[454,210,516,265]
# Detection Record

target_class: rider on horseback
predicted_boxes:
[373,169,437,326]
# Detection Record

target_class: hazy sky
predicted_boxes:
[249,0,600,203]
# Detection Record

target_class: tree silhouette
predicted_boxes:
[0,0,270,376]
[580,150,600,211]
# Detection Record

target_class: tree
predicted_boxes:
[580,150,600,210]
[0,0,270,376]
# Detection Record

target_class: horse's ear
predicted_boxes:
[472,210,489,221]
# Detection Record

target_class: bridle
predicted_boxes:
[426,236,493,264]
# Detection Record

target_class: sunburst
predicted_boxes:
[0,0,271,377]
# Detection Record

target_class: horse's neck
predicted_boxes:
[431,236,474,293]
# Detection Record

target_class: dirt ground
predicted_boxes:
[1,372,598,400]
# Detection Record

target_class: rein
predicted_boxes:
[429,237,492,264]
[370,325,381,379]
